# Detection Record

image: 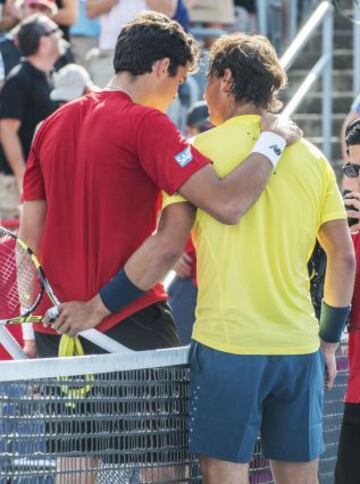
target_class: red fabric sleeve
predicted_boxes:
[136,110,210,195]
[22,135,46,201]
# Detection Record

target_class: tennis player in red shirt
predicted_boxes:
[335,118,360,484]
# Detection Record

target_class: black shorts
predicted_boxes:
[335,403,360,484]
[35,301,180,356]
[34,302,183,463]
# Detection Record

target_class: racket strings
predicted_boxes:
[0,232,41,319]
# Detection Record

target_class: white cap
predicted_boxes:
[50,64,98,102]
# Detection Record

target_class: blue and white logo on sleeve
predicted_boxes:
[175,146,193,167]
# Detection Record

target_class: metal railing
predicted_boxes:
[279,1,334,159]
[257,0,323,52]
[354,1,360,95]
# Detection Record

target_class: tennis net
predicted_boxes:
[0,344,348,483]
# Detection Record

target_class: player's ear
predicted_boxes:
[153,58,171,78]
[221,68,233,94]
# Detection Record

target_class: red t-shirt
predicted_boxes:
[23,92,210,334]
[345,232,360,403]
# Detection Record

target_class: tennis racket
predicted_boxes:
[0,226,131,355]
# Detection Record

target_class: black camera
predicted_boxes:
[343,189,359,227]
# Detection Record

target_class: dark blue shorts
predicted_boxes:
[189,341,325,463]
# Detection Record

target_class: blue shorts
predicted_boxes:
[189,341,325,463]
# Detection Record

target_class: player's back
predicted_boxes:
[25,91,167,331]
[191,114,346,355]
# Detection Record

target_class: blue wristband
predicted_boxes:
[99,269,145,313]
[319,300,351,343]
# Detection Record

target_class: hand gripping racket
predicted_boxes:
[0,226,131,357]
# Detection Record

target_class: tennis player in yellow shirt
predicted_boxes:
[160,34,355,483]
[46,31,354,484]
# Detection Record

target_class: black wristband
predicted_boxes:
[99,269,145,313]
[319,300,351,343]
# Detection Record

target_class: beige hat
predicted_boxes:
[50,64,98,102]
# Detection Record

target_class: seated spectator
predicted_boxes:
[185,99,211,136]
[0,14,60,220]
[86,0,177,87]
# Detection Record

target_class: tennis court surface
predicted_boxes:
[0,344,348,483]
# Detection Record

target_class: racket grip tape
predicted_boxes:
[47,306,60,322]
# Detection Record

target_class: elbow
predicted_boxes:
[212,203,245,225]
[334,247,356,277]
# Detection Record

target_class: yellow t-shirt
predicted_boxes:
[163,115,346,355]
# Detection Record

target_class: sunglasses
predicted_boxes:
[41,27,61,37]
[342,161,360,178]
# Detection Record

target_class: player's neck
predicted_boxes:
[226,102,263,121]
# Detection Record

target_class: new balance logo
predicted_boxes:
[269,144,282,156]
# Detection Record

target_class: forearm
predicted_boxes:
[323,251,355,307]
[124,234,183,290]
[1,130,25,181]
[54,6,77,26]
[0,14,18,32]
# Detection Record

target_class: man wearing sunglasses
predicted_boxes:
[0,14,61,221]
[335,118,360,484]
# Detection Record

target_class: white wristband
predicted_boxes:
[22,322,34,340]
[251,131,286,169]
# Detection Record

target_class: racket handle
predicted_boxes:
[47,306,59,322]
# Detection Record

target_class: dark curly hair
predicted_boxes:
[113,11,199,77]
[208,33,287,112]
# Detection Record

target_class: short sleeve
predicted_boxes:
[22,132,45,201]
[136,110,210,195]
[0,75,28,121]
[319,160,346,226]
[351,94,360,114]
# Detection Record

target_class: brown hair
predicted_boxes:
[114,11,199,77]
[208,33,287,112]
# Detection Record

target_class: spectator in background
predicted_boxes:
[186,0,234,47]
[233,0,256,33]
[0,0,74,76]
[335,118,360,484]
[54,0,77,41]
[341,94,360,161]
[70,0,99,66]
[173,0,189,30]
[168,100,211,344]
[86,0,177,87]
[50,62,98,106]
[0,14,60,220]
